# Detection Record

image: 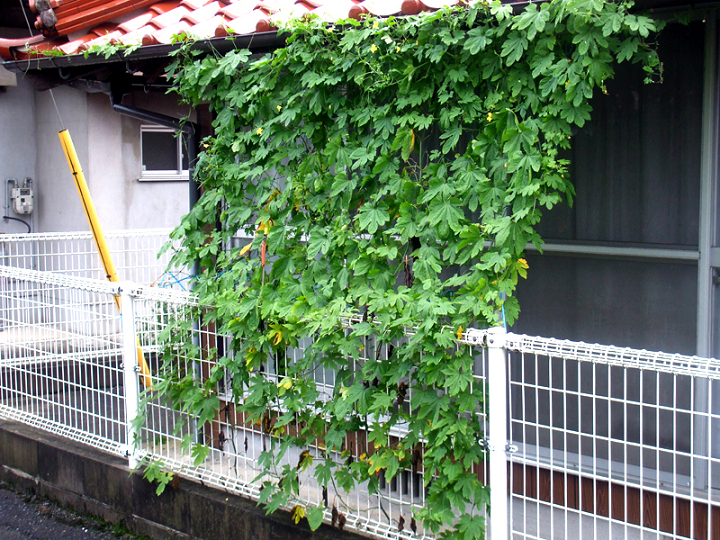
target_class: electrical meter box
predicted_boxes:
[11,187,33,214]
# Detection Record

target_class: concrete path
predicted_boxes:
[0,483,140,540]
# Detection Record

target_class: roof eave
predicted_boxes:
[3,0,717,74]
[1,31,287,73]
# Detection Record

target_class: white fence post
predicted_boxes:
[120,282,140,469]
[487,326,509,540]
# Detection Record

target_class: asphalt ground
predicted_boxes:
[0,483,145,540]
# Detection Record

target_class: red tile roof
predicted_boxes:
[1,0,512,61]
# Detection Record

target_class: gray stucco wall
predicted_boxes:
[0,77,37,234]
[2,79,189,235]
[34,84,89,232]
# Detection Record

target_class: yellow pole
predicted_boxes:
[58,129,152,389]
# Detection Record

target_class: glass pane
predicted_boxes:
[181,132,189,171]
[514,254,698,354]
[142,130,178,171]
[536,22,704,247]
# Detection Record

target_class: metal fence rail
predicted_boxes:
[2,257,719,540]
[0,228,188,288]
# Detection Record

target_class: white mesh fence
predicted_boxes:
[502,334,720,540]
[0,266,127,456]
[130,286,468,540]
[0,228,190,289]
[2,255,720,540]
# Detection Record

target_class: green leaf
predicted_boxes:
[191,443,210,467]
[500,31,528,66]
[514,3,549,41]
[392,128,415,161]
[427,199,464,233]
[357,203,390,234]
[457,513,486,540]
[440,125,462,154]
[463,26,492,55]
[617,38,639,63]
[307,230,331,258]
[306,506,325,530]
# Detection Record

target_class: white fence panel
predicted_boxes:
[0,266,127,456]
[0,228,188,288]
[2,242,719,540]
[129,285,453,540]
[504,334,720,540]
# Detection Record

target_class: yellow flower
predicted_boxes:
[328,105,332,110]
[487,112,493,122]
[370,44,378,53]
[396,46,400,53]
[373,20,379,28]
[276,105,282,111]
[256,127,263,135]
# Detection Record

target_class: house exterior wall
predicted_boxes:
[34,84,90,233]
[0,77,37,234]
[1,81,189,235]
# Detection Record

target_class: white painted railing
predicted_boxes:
[495,334,720,540]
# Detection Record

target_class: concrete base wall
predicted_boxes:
[0,420,361,540]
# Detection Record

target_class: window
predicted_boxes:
[514,22,705,355]
[139,125,189,181]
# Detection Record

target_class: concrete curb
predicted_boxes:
[0,420,364,540]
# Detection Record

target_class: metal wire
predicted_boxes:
[505,332,720,381]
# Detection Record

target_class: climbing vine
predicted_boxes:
[152,1,661,538]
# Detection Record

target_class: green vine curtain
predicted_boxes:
[150,1,661,537]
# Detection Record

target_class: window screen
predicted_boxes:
[515,22,704,355]
[514,254,698,354]
[535,22,704,247]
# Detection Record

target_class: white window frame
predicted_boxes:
[138,124,189,182]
